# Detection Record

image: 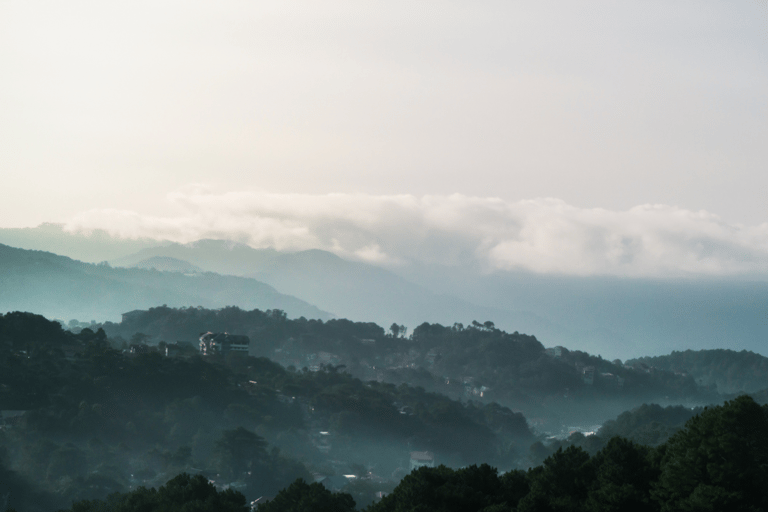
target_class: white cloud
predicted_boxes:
[64,189,768,278]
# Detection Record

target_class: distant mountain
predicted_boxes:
[129,256,203,274]
[0,223,169,263]
[0,243,330,322]
[111,238,280,275]
[111,240,562,336]
[393,263,768,359]
[627,349,768,394]
[11,226,768,360]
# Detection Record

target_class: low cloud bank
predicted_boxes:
[65,190,768,277]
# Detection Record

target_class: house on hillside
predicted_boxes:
[199,332,250,356]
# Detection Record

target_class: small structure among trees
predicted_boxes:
[199,332,250,356]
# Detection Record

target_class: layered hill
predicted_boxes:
[0,223,169,262]
[111,240,560,336]
[628,349,768,394]
[397,264,768,359]
[8,226,768,359]
[128,256,203,274]
[0,243,330,322]
[99,305,717,428]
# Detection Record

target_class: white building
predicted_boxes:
[199,332,250,356]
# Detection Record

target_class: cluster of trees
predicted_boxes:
[520,403,706,468]
[101,307,714,416]
[47,473,248,512]
[0,313,312,507]
[58,395,768,512]
[0,311,100,355]
[5,307,766,510]
[629,349,768,394]
[371,395,768,512]
[409,322,705,402]
[0,348,308,507]
[0,311,534,508]
[245,361,534,466]
[596,403,702,447]
[107,305,394,359]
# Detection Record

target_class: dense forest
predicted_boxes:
[628,349,768,394]
[0,311,530,510]
[50,395,768,512]
[2,308,767,510]
[100,306,716,427]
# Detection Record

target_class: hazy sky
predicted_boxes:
[2,1,767,275]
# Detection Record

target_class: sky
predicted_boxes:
[2,1,767,277]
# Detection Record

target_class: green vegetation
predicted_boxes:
[596,403,701,447]
[58,473,248,512]
[628,348,768,394]
[0,310,532,509]
[54,396,768,512]
[2,309,765,511]
[101,306,715,430]
[254,479,356,512]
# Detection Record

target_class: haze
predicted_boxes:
[2,1,768,358]
[2,1,767,231]
[4,5,768,508]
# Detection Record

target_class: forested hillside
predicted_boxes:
[111,239,556,340]
[101,306,715,428]
[58,396,768,512]
[2,310,764,511]
[628,349,768,393]
[0,311,531,510]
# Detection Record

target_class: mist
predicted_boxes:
[2,0,768,509]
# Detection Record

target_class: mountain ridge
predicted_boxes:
[0,243,330,322]
[110,239,563,337]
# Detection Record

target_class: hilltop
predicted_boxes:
[0,243,329,322]
[628,349,768,394]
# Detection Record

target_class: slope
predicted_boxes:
[0,243,330,322]
[111,240,561,335]
[627,349,768,394]
[0,223,168,262]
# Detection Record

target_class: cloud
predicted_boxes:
[64,189,768,278]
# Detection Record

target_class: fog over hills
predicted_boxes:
[4,225,768,359]
[2,0,767,507]
[0,223,170,262]
[112,238,768,359]
[394,264,768,359]
[128,256,204,274]
[111,239,563,340]
[0,243,330,322]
